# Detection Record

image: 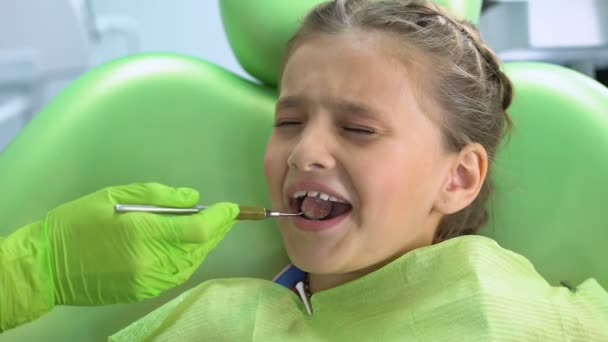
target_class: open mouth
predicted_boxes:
[290,191,353,221]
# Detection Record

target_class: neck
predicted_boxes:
[308,233,437,293]
[308,262,383,293]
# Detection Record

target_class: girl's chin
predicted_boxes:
[283,245,338,273]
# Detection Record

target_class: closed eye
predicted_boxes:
[343,126,376,135]
[274,120,302,127]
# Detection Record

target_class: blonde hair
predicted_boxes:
[282,0,513,241]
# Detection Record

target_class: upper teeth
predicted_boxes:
[292,191,346,203]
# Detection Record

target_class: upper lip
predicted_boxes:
[284,180,351,204]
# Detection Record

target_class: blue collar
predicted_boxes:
[273,264,306,289]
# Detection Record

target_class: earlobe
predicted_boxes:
[436,144,488,214]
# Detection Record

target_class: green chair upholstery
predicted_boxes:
[219,0,482,86]
[485,62,608,289]
[0,55,286,341]
[1,1,606,341]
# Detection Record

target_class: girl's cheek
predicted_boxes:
[264,139,288,189]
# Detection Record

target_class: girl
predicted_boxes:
[111,0,608,340]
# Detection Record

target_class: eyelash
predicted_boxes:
[274,120,376,136]
[343,126,376,135]
[273,120,301,127]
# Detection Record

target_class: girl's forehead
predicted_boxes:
[277,47,446,135]
[284,36,403,85]
[282,31,433,89]
[280,32,437,113]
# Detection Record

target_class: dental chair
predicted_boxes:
[0,0,606,340]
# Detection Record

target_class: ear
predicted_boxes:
[434,143,488,214]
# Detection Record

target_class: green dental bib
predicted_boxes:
[110,236,608,341]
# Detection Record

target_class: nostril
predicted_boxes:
[287,147,333,172]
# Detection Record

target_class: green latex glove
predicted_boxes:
[0,183,239,332]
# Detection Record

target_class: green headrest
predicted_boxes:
[220,0,482,86]
[483,62,608,288]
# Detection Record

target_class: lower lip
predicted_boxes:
[291,211,351,231]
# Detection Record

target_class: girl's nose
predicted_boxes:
[287,128,335,172]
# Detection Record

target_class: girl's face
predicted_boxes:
[265,32,456,284]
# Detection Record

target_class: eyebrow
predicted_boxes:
[276,96,382,118]
[275,96,305,112]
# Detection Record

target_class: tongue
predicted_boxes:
[301,196,333,220]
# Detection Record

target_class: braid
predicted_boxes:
[427,3,514,113]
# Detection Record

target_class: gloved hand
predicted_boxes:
[0,183,239,332]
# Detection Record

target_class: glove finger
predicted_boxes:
[108,182,200,207]
[174,202,239,244]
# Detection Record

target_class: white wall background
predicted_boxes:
[0,0,251,152]
[91,0,248,77]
